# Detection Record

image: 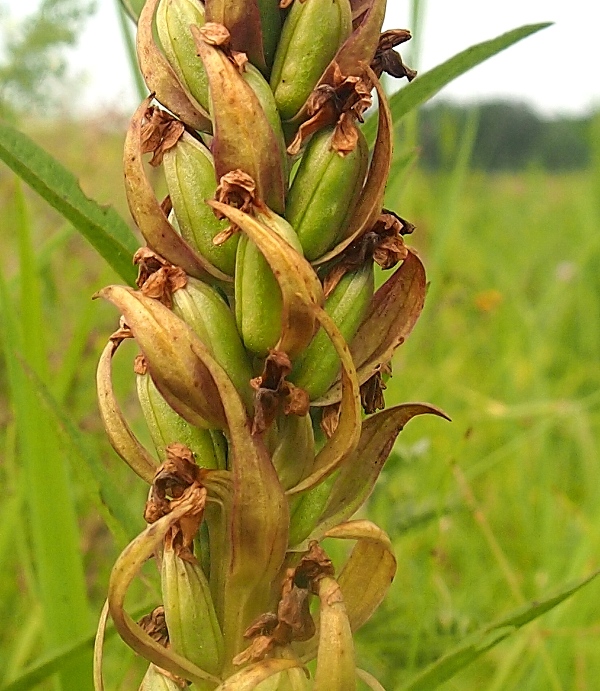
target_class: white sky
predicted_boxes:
[37,0,600,116]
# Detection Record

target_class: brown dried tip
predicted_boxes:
[288,63,373,156]
[108,316,133,344]
[323,211,412,297]
[233,542,333,665]
[251,350,310,435]
[133,353,148,375]
[134,248,188,308]
[140,106,185,167]
[138,606,169,647]
[195,22,249,71]
[371,29,417,81]
[321,403,341,439]
[144,444,208,559]
[212,170,259,245]
[360,363,391,415]
[279,0,293,8]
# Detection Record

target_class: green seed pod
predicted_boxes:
[171,277,255,412]
[291,262,374,399]
[163,132,237,276]
[235,209,304,356]
[139,664,183,691]
[286,125,369,260]
[256,0,283,73]
[161,546,224,678]
[270,0,353,121]
[156,0,210,112]
[271,413,315,490]
[288,473,336,547]
[136,372,227,470]
[243,63,289,180]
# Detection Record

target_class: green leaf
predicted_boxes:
[0,123,138,285]
[18,357,142,546]
[364,23,551,143]
[0,601,154,691]
[399,570,600,691]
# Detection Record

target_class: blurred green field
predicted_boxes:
[0,117,599,690]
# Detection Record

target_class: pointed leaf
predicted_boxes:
[97,339,158,485]
[356,669,385,691]
[215,659,302,691]
[313,576,356,691]
[205,0,267,73]
[286,305,361,496]
[315,250,426,406]
[210,201,323,358]
[335,0,386,76]
[316,403,450,535]
[194,29,285,213]
[98,286,226,429]
[400,570,600,691]
[0,123,138,285]
[137,0,212,131]
[124,97,230,282]
[363,23,552,143]
[295,520,396,663]
[313,69,391,267]
[108,500,221,685]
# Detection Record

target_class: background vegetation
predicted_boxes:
[0,3,599,690]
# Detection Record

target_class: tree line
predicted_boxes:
[416,101,597,172]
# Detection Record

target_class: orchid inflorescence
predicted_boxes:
[94,0,448,688]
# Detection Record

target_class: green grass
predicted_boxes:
[0,115,599,690]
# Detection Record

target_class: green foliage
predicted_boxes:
[0,0,94,116]
[419,101,594,171]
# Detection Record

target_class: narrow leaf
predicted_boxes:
[19,356,142,544]
[316,403,450,536]
[363,23,552,142]
[400,570,600,691]
[0,125,138,285]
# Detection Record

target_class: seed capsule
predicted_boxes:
[171,277,255,413]
[161,546,224,677]
[256,0,283,72]
[163,133,237,275]
[235,209,304,356]
[136,372,227,470]
[286,125,369,260]
[271,413,315,490]
[270,0,353,121]
[156,0,210,111]
[290,262,374,400]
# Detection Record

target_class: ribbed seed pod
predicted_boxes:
[256,0,283,73]
[271,413,315,490]
[156,0,210,112]
[270,0,353,120]
[171,277,255,412]
[136,372,227,470]
[243,63,289,179]
[291,262,374,399]
[235,209,304,356]
[163,133,236,275]
[286,125,369,260]
[161,546,224,679]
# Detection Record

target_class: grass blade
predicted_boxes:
[399,570,600,691]
[19,356,142,545]
[0,124,138,285]
[0,181,93,690]
[0,602,155,691]
[364,23,551,143]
